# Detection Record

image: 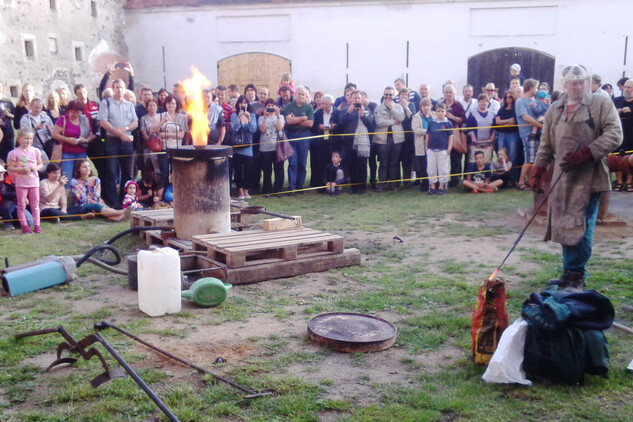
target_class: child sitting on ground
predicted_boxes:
[425,103,453,196]
[489,148,513,189]
[323,151,345,195]
[122,180,142,210]
[137,169,164,209]
[462,150,496,193]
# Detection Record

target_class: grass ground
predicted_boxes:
[1,187,632,421]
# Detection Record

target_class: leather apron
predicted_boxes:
[545,104,596,246]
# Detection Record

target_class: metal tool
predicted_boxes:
[236,205,298,220]
[94,321,272,399]
[15,326,125,387]
[487,169,565,281]
[15,326,180,422]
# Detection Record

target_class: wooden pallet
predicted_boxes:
[191,228,345,268]
[131,209,252,243]
[226,248,361,284]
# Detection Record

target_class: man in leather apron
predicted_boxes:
[528,64,622,289]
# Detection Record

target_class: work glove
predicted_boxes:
[606,154,632,174]
[528,165,546,193]
[560,147,593,173]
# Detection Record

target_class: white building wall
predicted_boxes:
[125,0,632,101]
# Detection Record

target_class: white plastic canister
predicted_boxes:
[137,247,182,316]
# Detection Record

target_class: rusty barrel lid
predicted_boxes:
[307,312,398,353]
[167,145,233,159]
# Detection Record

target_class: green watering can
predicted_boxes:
[181,278,232,308]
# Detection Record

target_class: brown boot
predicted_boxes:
[547,270,585,289]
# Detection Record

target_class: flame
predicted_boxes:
[182,66,213,146]
[488,268,499,281]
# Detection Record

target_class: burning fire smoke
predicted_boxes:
[182,66,212,146]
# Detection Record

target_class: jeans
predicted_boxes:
[61,152,87,187]
[562,192,601,276]
[287,130,311,191]
[233,153,254,190]
[1,201,33,228]
[496,131,521,182]
[377,137,403,188]
[260,151,285,193]
[41,207,81,221]
[415,155,429,191]
[157,153,170,189]
[449,149,464,187]
[103,137,134,206]
[343,147,368,193]
[68,203,104,214]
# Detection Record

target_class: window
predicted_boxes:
[91,0,98,17]
[24,39,34,58]
[49,36,58,54]
[72,41,85,62]
[9,86,19,98]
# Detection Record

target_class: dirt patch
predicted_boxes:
[4,207,633,418]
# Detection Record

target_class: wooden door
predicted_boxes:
[218,53,291,95]
[467,48,555,96]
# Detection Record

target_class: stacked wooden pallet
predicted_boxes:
[191,228,360,284]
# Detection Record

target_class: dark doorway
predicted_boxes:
[467,47,555,96]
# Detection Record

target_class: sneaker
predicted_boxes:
[34,225,42,234]
[3,223,16,231]
[471,189,480,194]
[437,189,445,196]
[427,189,436,195]
[50,217,61,224]
[22,226,33,234]
[244,193,251,199]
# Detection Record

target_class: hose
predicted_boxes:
[75,226,171,274]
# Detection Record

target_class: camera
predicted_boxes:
[353,103,362,108]
[266,107,275,113]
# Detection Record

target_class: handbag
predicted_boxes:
[146,133,163,152]
[50,115,65,162]
[453,131,468,154]
[275,130,294,163]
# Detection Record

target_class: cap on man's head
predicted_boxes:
[510,63,521,72]
[536,90,547,99]
[562,64,588,83]
[484,82,496,91]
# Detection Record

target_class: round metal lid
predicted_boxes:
[167,145,233,159]
[307,312,398,353]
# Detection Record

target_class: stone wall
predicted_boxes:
[0,0,128,101]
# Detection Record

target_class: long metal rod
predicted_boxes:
[94,321,271,398]
[490,169,565,279]
[93,332,180,422]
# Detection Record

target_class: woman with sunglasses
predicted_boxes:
[493,91,521,184]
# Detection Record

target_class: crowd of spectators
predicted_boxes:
[1,63,631,233]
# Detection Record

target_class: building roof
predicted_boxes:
[125,0,369,8]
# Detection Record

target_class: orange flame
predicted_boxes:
[488,268,499,281]
[182,66,213,146]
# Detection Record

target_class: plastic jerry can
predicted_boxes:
[137,247,182,316]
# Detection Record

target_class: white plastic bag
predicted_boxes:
[482,318,532,386]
